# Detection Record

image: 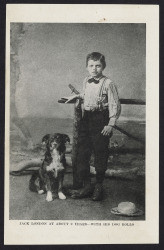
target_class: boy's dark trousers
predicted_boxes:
[75,110,110,187]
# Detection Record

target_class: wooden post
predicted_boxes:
[71,99,83,188]
[66,85,83,188]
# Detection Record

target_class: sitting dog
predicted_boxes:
[29,133,70,202]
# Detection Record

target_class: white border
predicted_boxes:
[5,4,159,244]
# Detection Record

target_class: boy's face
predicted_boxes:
[87,59,104,78]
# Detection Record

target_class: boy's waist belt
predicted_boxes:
[84,105,108,112]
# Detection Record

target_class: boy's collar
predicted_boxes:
[88,75,104,81]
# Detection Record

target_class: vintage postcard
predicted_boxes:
[5,4,159,244]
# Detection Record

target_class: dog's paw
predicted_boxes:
[46,191,53,202]
[58,191,66,200]
[38,190,44,195]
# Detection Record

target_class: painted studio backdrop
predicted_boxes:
[10,23,146,220]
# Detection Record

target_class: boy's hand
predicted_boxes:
[64,95,80,103]
[101,125,113,137]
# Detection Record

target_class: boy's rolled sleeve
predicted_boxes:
[107,82,121,126]
[79,93,84,99]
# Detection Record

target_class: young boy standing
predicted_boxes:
[70,52,121,201]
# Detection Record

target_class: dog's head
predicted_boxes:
[42,133,70,153]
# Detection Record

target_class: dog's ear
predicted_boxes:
[62,134,70,144]
[42,134,51,145]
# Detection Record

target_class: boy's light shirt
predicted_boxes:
[81,75,121,126]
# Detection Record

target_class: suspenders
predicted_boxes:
[84,76,108,111]
[98,76,107,98]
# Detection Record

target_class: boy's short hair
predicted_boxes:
[86,52,106,69]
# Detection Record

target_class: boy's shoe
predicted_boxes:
[92,183,103,201]
[67,181,83,196]
[71,184,94,199]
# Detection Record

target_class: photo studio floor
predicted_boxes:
[10,171,145,220]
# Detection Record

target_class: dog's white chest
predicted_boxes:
[52,148,61,163]
[46,149,64,175]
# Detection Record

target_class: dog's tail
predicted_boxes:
[10,169,39,176]
[10,158,43,176]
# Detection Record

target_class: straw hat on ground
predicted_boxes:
[111,202,144,217]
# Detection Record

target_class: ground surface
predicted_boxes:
[10,173,145,220]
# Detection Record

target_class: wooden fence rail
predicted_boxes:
[58,98,146,105]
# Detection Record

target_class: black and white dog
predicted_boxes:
[29,133,70,202]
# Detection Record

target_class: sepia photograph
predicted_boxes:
[9,22,146,220]
[5,4,159,244]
